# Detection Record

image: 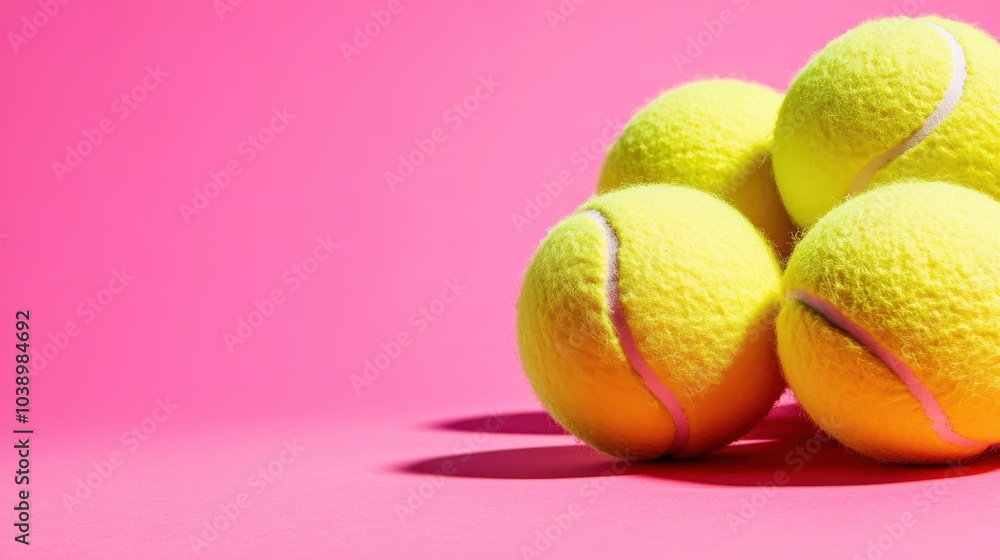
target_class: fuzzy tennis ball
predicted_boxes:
[517,185,784,460]
[598,79,797,257]
[774,16,1000,228]
[778,182,1000,464]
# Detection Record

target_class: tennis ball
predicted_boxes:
[517,185,784,460]
[777,182,1000,464]
[598,79,797,257]
[774,16,1000,228]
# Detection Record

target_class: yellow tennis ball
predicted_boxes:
[777,182,1000,464]
[774,16,1000,228]
[517,185,784,460]
[598,79,797,257]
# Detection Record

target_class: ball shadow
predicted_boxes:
[431,411,567,435]
[401,402,1000,486]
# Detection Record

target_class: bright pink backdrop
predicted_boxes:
[2,1,999,558]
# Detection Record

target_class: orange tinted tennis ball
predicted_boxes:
[778,182,1000,463]
[517,185,784,460]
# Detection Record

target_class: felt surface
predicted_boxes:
[774,16,1000,227]
[778,183,1000,463]
[517,187,783,459]
[598,80,797,255]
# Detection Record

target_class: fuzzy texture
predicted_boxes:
[517,185,784,460]
[774,16,1000,228]
[777,182,1000,464]
[598,79,797,257]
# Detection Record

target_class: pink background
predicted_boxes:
[2,0,999,558]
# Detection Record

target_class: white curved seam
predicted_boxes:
[846,22,967,195]
[582,210,689,456]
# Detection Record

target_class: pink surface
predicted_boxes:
[2,1,999,558]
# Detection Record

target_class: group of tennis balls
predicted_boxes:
[516,16,1000,465]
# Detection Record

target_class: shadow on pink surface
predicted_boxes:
[433,411,567,435]
[400,403,1000,486]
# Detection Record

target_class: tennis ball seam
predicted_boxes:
[847,21,968,195]
[581,209,690,456]
[787,289,984,449]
